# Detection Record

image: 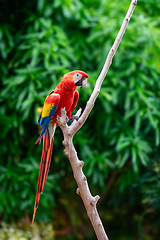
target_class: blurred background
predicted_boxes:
[0,0,160,239]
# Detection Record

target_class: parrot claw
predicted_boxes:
[69,115,79,123]
[66,115,79,124]
[65,115,79,124]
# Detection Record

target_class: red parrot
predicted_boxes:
[32,70,89,224]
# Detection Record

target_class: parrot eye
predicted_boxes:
[73,73,82,83]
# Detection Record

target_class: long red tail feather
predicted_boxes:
[32,125,55,224]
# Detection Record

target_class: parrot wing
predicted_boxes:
[35,92,60,144]
[32,92,60,224]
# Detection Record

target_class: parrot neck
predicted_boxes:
[55,79,77,93]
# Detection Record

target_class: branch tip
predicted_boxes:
[76,188,81,196]
[64,149,69,156]
[61,107,66,114]
[94,195,100,204]
[90,195,100,207]
[78,161,84,168]
[62,140,68,147]
[83,175,87,181]
[75,108,82,117]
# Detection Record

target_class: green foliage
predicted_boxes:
[0,0,160,239]
[0,222,55,240]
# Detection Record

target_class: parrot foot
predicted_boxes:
[65,115,79,124]
[69,115,79,123]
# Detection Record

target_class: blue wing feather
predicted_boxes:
[39,104,57,137]
[49,104,57,117]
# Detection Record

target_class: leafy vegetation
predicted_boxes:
[0,0,160,239]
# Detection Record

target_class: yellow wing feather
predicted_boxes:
[41,103,55,118]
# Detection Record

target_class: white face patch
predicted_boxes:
[73,73,82,84]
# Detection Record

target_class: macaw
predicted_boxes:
[32,70,89,224]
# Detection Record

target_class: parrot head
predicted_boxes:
[61,70,89,91]
[72,70,89,89]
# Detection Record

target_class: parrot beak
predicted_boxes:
[75,76,88,89]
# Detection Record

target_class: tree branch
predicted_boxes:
[57,1,137,239]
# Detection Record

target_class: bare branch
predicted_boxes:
[57,1,137,239]
[57,108,109,239]
[71,0,137,136]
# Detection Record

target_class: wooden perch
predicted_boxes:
[57,1,137,239]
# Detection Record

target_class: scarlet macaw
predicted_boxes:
[32,70,89,223]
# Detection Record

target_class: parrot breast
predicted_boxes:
[50,88,76,123]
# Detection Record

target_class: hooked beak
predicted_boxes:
[75,77,88,89]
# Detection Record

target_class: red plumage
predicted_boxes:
[32,70,89,223]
